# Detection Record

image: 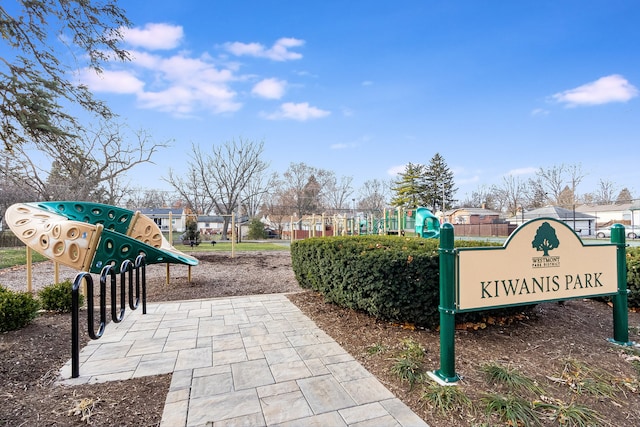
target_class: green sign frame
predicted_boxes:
[431,219,632,385]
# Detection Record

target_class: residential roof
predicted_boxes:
[575,203,633,213]
[448,207,501,216]
[138,207,184,216]
[514,206,596,221]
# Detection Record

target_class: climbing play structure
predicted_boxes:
[4,201,198,274]
[414,207,440,238]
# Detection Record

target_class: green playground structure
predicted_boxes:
[5,201,198,274]
[414,207,440,238]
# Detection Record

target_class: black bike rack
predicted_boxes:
[71,255,147,378]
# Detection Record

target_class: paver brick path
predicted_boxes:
[59,294,429,427]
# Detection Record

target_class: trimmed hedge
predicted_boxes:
[291,235,513,328]
[627,247,640,308]
[291,235,640,329]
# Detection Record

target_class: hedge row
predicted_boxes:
[290,235,521,329]
[291,235,640,329]
[628,247,640,307]
[0,281,83,332]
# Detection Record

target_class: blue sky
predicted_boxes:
[76,0,640,201]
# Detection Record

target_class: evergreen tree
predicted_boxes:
[390,163,424,209]
[422,153,457,212]
[616,188,633,204]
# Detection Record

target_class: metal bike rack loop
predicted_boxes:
[71,255,147,378]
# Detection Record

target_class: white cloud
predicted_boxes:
[122,23,184,50]
[252,78,286,99]
[530,108,549,117]
[330,143,349,150]
[76,69,144,94]
[79,49,240,116]
[77,24,315,118]
[224,37,304,61]
[552,74,638,107]
[505,167,537,176]
[362,81,373,86]
[387,165,406,176]
[262,102,330,121]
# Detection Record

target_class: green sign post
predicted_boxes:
[430,219,633,385]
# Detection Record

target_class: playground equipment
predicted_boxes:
[4,201,198,274]
[414,207,440,238]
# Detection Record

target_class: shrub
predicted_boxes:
[290,235,522,328]
[39,280,83,312]
[0,285,40,332]
[627,247,640,308]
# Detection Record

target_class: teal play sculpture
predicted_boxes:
[414,207,440,238]
[5,201,198,274]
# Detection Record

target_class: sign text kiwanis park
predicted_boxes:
[456,218,617,311]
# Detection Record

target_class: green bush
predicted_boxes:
[0,285,40,332]
[247,218,268,239]
[291,235,515,328]
[627,247,640,308]
[38,280,83,312]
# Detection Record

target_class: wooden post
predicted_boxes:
[26,246,33,293]
[231,212,236,258]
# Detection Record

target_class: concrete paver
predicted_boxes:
[58,294,429,427]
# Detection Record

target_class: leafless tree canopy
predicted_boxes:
[164,138,270,237]
[0,120,168,206]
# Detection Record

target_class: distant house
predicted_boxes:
[507,206,596,236]
[442,207,513,237]
[197,215,249,237]
[575,203,640,228]
[444,207,502,225]
[138,207,187,233]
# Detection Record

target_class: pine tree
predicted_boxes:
[422,153,457,212]
[390,163,425,209]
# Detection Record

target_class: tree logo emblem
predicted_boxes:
[531,222,561,268]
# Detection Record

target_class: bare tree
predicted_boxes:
[588,179,619,205]
[124,188,175,210]
[323,174,354,213]
[0,120,168,204]
[164,138,270,238]
[281,162,333,218]
[243,172,278,218]
[358,179,389,213]
[493,175,526,216]
[535,163,586,206]
[461,184,500,210]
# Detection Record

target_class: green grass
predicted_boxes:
[482,393,541,427]
[391,338,427,389]
[421,382,472,416]
[0,247,48,269]
[534,401,605,427]
[560,358,615,397]
[481,361,544,395]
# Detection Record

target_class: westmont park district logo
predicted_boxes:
[531,221,560,268]
[456,218,617,311]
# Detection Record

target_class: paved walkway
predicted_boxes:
[58,294,429,427]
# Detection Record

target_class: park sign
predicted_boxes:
[430,218,631,385]
[456,217,617,311]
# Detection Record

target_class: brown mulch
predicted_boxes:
[2,251,640,426]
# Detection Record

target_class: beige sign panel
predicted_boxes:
[457,218,617,311]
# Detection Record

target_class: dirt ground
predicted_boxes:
[1,250,640,426]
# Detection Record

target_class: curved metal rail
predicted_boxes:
[71,255,147,378]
